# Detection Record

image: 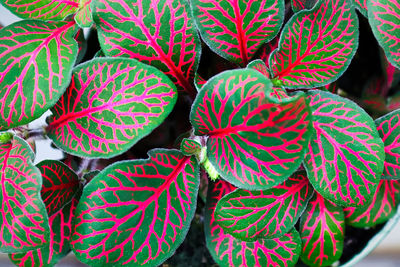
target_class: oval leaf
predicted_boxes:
[368,0,400,69]
[190,69,312,190]
[0,0,78,20]
[10,196,79,267]
[205,180,301,267]
[376,108,400,180]
[343,179,400,227]
[304,90,385,207]
[93,0,200,96]
[270,0,359,88]
[180,138,202,156]
[75,0,93,27]
[38,160,80,216]
[0,136,49,253]
[299,193,345,267]
[192,0,284,66]
[71,149,199,266]
[0,20,78,130]
[215,171,312,240]
[46,58,177,158]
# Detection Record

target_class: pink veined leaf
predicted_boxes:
[299,193,345,267]
[93,0,200,97]
[74,0,93,27]
[71,149,200,266]
[383,54,400,89]
[0,135,49,253]
[9,196,79,267]
[180,138,202,156]
[368,0,400,69]
[246,59,289,100]
[0,0,79,20]
[376,109,400,179]
[75,29,87,64]
[270,0,359,88]
[344,179,400,227]
[191,69,312,190]
[37,160,80,216]
[205,180,302,267]
[304,90,385,207]
[353,0,368,16]
[0,20,78,130]
[214,171,313,240]
[46,58,177,158]
[255,35,279,69]
[291,0,318,12]
[192,0,284,66]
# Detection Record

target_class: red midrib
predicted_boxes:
[233,2,248,65]
[41,179,79,193]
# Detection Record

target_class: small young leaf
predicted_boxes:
[75,0,93,27]
[0,136,49,252]
[191,0,284,66]
[304,90,385,207]
[0,0,78,20]
[71,149,199,266]
[180,138,202,156]
[205,180,301,267]
[270,0,359,88]
[0,20,78,130]
[93,0,200,96]
[215,171,312,240]
[368,0,400,69]
[291,0,318,12]
[344,179,400,227]
[300,193,345,267]
[10,196,79,267]
[38,160,80,216]
[46,58,177,158]
[194,73,207,91]
[191,69,312,190]
[376,110,400,179]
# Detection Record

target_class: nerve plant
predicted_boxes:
[0,0,399,266]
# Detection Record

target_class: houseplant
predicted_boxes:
[0,0,399,266]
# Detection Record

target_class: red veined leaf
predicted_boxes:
[190,69,312,190]
[215,171,312,240]
[255,36,279,68]
[205,180,301,267]
[192,0,284,66]
[304,90,385,207]
[247,59,271,78]
[46,58,177,158]
[291,0,318,12]
[194,73,207,91]
[37,160,80,216]
[71,149,200,266]
[9,196,79,267]
[93,0,200,97]
[0,0,78,20]
[388,94,400,111]
[299,193,345,267]
[75,0,93,28]
[0,20,78,130]
[353,0,368,17]
[180,138,202,156]
[0,135,49,253]
[246,60,289,100]
[382,54,400,89]
[368,0,400,69]
[376,109,400,179]
[343,179,400,227]
[270,0,359,88]
[75,29,87,64]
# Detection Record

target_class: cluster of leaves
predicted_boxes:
[0,0,399,266]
